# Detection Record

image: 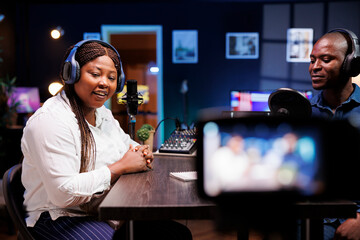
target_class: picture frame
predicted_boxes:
[226,32,259,59]
[286,28,313,62]
[172,30,198,64]
[83,32,101,40]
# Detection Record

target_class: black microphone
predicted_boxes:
[121,79,143,140]
[124,79,143,116]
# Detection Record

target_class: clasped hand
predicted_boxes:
[108,144,155,179]
[131,144,154,170]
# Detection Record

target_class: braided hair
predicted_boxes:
[60,41,121,173]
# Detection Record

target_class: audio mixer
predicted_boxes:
[158,129,197,154]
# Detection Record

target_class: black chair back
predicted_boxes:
[3,164,35,240]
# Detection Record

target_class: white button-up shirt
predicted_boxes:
[21,91,138,227]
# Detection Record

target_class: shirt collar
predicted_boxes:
[350,83,360,104]
[310,83,360,107]
[59,90,111,128]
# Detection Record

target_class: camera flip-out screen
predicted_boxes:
[196,116,360,201]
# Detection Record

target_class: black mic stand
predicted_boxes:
[128,114,136,140]
[124,96,143,140]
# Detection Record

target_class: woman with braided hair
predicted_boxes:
[20,40,192,239]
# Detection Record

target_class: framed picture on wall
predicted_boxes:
[226,32,259,59]
[83,32,101,40]
[172,30,198,64]
[286,28,313,62]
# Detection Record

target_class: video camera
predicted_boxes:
[196,115,360,234]
[196,115,360,203]
[195,88,360,236]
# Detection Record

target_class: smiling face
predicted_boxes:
[309,33,349,90]
[74,55,117,114]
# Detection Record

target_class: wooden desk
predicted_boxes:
[99,155,216,221]
[98,155,357,240]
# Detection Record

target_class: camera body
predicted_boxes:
[196,115,360,203]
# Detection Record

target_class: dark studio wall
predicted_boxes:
[13,1,263,137]
[0,3,16,79]
[6,0,360,138]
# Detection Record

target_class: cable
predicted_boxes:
[154,117,180,137]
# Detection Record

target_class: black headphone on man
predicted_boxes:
[62,39,125,93]
[327,28,360,77]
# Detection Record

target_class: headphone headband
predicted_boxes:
[62,39,125,93]
[328,28,360,57]
[327,28,360,77]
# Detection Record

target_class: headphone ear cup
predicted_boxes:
[116,65,125,93]
[342,55,351,76]
[63,60,80,84]
[63,58,80,84]
[343,53,359,77]
[62,61,72,83]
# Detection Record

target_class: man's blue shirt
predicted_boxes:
[311,84,360,127]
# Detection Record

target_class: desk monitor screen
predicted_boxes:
[9,87,41,113]
[199,117,323,198]
[230,90,313,112]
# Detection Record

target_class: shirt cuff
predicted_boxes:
[58,166,112,197]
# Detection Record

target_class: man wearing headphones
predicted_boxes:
[309,29,360,240]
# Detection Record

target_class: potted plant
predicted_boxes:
[0,75,21,174]
[136,124,155,151]
[0,75,20,127]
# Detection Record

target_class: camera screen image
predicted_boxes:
[202,120,323,197]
